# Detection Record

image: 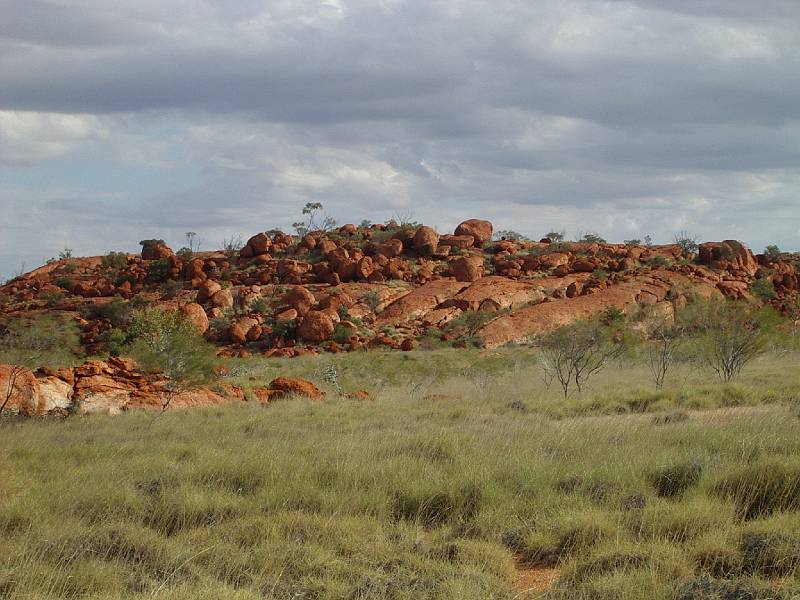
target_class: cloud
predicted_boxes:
[0,0,798,277]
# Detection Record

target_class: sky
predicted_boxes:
[1,0,799,278]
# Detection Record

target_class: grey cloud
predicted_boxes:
[0,0,798,277]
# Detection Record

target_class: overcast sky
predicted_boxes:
[1,0,799,277]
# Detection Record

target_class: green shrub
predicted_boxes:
[145,259,172,284]
[39,290,64,307]
[712,462,800,519]
[680,300,778,381]
[646,255,670,267]
[580,232,606,244]
[175,247,193,262]
[99,328,128,357]
[128,307,216,410]
[87,297,132,328]
[0,314,82,369]
[159,279,183,299]
[751,277,776,302]
[100,252,128,271]
[647,460,703,498]
[764,245,781,262]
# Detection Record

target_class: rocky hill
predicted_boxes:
[1,219,797,360]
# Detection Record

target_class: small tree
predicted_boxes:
[295,202,338,236]
[764,245,782,262]
[538,319,624,398]
[682,300,777,382]
[496,230,527,242]
[673,231,700,255]
[544,230,566,243]
[128,307,216,412]
[645,320,684,389]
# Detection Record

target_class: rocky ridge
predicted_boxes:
[1,220,796,359]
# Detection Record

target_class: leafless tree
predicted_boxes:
[539,320,624,398]
[645,321,684,389]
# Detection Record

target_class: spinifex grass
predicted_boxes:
[0,351,799,598]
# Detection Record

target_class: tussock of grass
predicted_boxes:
[648,460,705,499]
[712,461,800,519]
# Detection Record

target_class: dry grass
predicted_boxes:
[1,350,799,598]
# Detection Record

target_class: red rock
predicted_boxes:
[355,256,374,280]
[244,233,272,257]
[281,286,316,316]
[210,288,234,309]
[440,234,475,249]
[0,365,39,416]
[451,255,485,282]
[297,311,335,342]
[300,234,317,250]
[454,219,493,247]
[180,303,209,334]
[400,338,415,351]
[318,239,337,255]
[229,317,259,344]
[196,279,222,303]
[571,258,596,273]
[378,239,404,258]
[413,226,440,254]
[275,308,298,322]
[268,377,324,399]
[140,240,174,261]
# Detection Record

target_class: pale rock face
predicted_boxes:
[36,376,73,414]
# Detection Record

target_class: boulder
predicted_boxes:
[413,226,440,254]
[196,279,222,304]
[229,317,260,344]
[268,377,324,399]
[281,287,316,316]
[243,233,272,257]
[451,255,485,282]
[297,311,335,342]
[454,219,493,247]
[140,239,174,261]
[0,365,39,416]
[180,303,209,334]
[210,288,234,309]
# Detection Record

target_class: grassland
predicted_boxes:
[1,349,800,599]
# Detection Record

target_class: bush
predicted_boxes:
[100,252,128,271]
[145,259,172,284]
[128,307,216,411]
[539,319,624,398]
[739,531,800,577]
[87,297,132,328]
[681,300,777,381]
[0,314,82,369]
[175,247,193,262]
[579,232,606,244]
[674,231,700,255]
[751,277,776,302]
[764,245,781,262]
[647,460,703,498]
[159,279,183,299]
[39,290,64,307]
[646,255,670,267]
[712,462,800,519]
